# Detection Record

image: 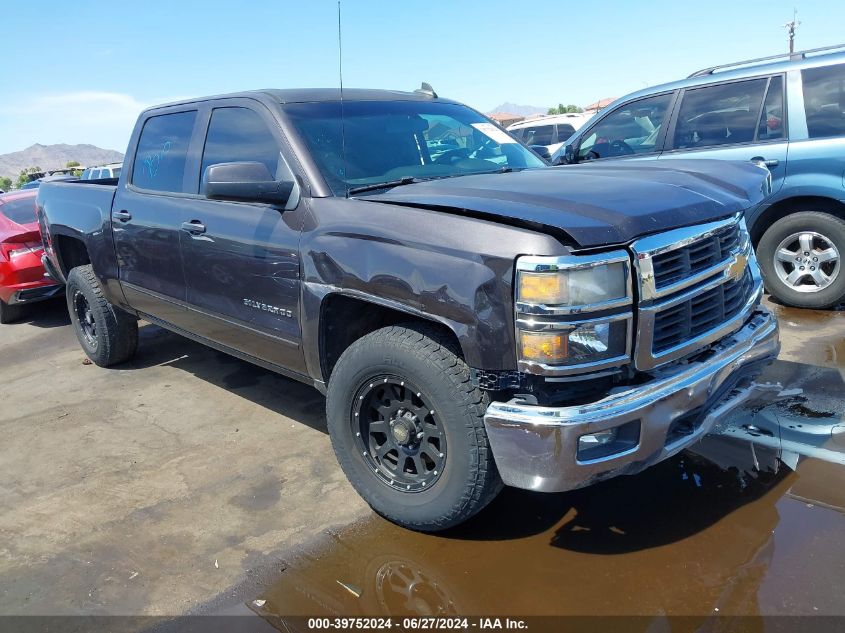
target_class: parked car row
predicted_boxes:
[548,43,845,308]
[0,162,123,321]
[506,112,592,160]
[0,189,62,323]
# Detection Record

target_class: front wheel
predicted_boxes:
[66,264,139,366]
[757,211,845,309]
[326,324,502,531]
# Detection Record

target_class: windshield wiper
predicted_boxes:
[347,176,419,196]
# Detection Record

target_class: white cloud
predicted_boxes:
[0,91,191,154]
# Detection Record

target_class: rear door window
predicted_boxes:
[802,63,845,139]
[132,110,198,193]
[0,197,37,224]
[673,78,768,149]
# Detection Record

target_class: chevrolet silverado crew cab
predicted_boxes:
[37,88,780,531]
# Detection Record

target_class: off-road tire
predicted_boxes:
[0,299,26,324]
[326,323,503,531]
[758,211,845,309]
[66,264,138,366]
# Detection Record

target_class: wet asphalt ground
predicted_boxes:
[1,297,844,628]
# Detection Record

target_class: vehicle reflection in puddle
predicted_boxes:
[712,301,845,467]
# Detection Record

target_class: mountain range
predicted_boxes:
[0,144,124,181]
[486,102,548,117]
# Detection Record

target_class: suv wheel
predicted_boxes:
[757,211,845,309]
[326,323,503,531]
[66,264,139,366]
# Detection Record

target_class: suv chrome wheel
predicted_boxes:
[773,231,840,293]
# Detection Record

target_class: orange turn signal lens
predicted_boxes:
[519,331,570,363]
[518,273,566,304]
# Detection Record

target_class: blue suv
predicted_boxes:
[553,44,845,309]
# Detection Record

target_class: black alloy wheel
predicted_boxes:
[353,375,446,493]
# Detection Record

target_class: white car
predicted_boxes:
[80,162,123,180]
[507,113,593,159]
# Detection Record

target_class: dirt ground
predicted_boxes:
[1,297,844,622]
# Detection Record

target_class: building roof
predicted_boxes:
[488,112,522,119]
[584,97,616,111]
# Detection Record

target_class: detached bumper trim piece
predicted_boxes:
[10,282,64,304]
[484,308,779,492]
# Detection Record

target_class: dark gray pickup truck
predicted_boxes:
[37,88,780,530]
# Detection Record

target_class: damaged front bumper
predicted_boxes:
[484,308,780,492]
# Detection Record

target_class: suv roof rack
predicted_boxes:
[688,43,845,78]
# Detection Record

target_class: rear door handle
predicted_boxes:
[751,156,779,168]
[113,210,132,222]
[181,220,207,235]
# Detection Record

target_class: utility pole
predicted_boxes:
[784,8,800,54]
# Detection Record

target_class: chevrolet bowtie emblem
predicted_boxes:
[727,253,748,282]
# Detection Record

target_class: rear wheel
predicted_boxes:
[757,211,845,309]
[0,299,26,324]
[66,264,138,366]
[326,324,502,531]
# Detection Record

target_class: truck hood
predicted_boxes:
[366,159,770,248]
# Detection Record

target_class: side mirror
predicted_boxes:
[203,162,293,206]
[552,144,576,166]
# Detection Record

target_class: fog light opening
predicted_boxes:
[578,428,618,449]
[576,420,641,462]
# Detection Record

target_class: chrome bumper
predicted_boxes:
[484,308,779,492]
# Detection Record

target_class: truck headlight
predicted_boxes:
[517,252,631,310]
[515,251,633,375]
[518,318,630,366]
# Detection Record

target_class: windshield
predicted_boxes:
[283,100,545,195]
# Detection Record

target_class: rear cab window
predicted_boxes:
[802,63,845,139]
[132,110,198,193]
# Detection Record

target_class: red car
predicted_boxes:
[0,190,63,323]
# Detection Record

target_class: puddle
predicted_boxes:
[219,446,845,622]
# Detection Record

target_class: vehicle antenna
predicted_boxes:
[338,0,349,197]
[783,8,801,55]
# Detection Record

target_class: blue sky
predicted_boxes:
[2,0,843,155]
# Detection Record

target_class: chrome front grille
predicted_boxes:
[652,223,742,289]
[652,268,753,354]
[632,215,761,370]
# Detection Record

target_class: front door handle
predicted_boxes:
[181,220,207,235]
[751,156,779,168]
[113,210,132,222]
